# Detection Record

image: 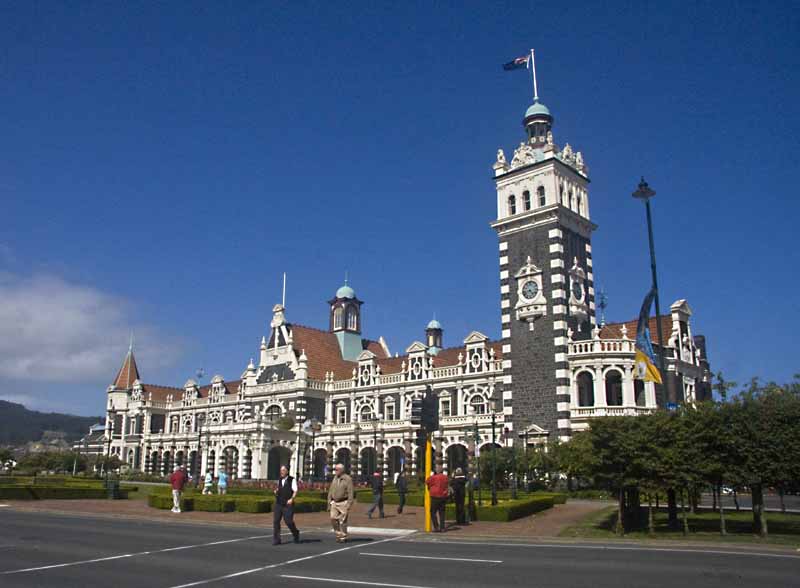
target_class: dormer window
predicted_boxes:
[508,194,516,215]
[537,186,546,207]
[522,190,531,211]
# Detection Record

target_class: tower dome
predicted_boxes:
[523,99,553,146]
[336,283,356,299]
[427,318,442,330]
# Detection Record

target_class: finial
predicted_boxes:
[344,270,349,286]
[129,331,135,353]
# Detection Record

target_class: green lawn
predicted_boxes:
[560,506,800,547]
[121,483,168,501]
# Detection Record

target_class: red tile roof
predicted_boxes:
[601,316,673,344]
[290,324,388,380]
[112,351,140,389]
[139,384,183,402]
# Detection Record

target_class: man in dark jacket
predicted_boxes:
[450,468,467,524]
[395,471,408,514]
[273,465,300,545]
[367,469,384,519]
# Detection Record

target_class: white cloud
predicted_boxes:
[0,272,183,384]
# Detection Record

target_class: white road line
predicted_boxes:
[416,539,800,560]
[281,575,434,588]
[0,534,273,575]
[361,552,502,563]
[0,505,9,508]
[169,534,409,588]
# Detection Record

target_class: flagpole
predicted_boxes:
[530,49,538,101]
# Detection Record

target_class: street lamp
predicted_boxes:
[370,411,383,479]
[194,413,206,487]
[467,405,482,506]
[104,408,115,481]
[489,396,499,506]
[301,418,322,481]
[632,177,669,406]
[505,427,517,499]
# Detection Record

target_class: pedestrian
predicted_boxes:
[425,465,449,532]
[272,465,300,545]
[202,470,214,495]
[169,465,188,513]
[217,468,228,495]
[327,463,354,543]
[450,467,467,525]
[395,470,408,514]
[367,469,385,519]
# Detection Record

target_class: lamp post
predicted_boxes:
[370,411,383,479]
[632,177,669,406]
[524,429,530,492]
[194,413,206,487]
[506,427,517,499]
[468,405,482,506]
[490,399,498,506]
[104,409,115,481]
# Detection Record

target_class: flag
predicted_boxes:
[502,55,530,71]
[634,288,663,384]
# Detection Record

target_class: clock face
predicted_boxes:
[572,280,583,300]
[522,280,539,301]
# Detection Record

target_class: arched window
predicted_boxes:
[559,184,565,205]
[522,190,531,211]
[346,307,358,331]
[576,372,594,407]
[508,194,516,215]
[333,307,343,330]
[635,380,646,407]
[568,191,574,210]
[469,395,487,415]
[336,402,347,424]
[605,371,623,406]
[537,186,546,207]
[577,193,582,215]
[360,405,373,422]
[265,405,282,420]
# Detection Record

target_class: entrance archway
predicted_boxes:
[313,448,328,481]
[207,450,216,475]
[334,448,352,474]
[446,444,468,475]
[268,446,291,480]
[360,447,377,482]
[162,451,172,475]
[222,446,239,478]
[386,446,405,479]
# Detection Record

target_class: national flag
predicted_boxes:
[502,55,530,71]
[634,288,663,384]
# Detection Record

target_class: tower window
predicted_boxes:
[559,184,564,205]
[568,191,574,210]
[508,194,516,215]
[333,307,343,330]
[346,307,358,331]
[537,186,546,207]
[577,194,582,215]
[522,191,531,211]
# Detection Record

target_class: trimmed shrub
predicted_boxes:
[292,497,327,512]
[148,493,194,511]
[0,486,114,500]
[234,498,272,513]
[356,491,424,507]
[193,496,236,512]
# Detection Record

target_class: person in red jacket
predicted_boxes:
[169,465,188,513]
[425,465,449,532]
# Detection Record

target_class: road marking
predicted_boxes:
[281,575,433,588]
[0,505,9,508]
[169,534,409,588]
[346,527,416,536]
[361,552,502,563]
[415,539,800,560]
[0,534,273,575]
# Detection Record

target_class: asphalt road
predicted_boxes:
[0,509,798,588]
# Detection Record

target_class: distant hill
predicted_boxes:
[0,400,102,446]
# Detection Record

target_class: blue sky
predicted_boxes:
[1,2,798,416]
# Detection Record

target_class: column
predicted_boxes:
[622,367,636,408]
[594,366,606,408]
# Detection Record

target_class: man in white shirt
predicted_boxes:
[273,465,300,545]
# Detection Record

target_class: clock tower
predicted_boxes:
[491,98,596,441]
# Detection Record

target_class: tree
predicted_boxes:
[712,371,736,402]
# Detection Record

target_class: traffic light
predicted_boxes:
[421,387,439,433]
[410,398,423,426]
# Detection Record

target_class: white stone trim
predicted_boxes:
[499,241,508,252]
[502,359,512,369]
[501,328,511,339]
[587,271,594,281]
[551,274,565,284]
[556,369,569,379]
[554,337,567,346]
[557,402,570,412]
[585,243,592,253]
[500,284,510,294]
[501,314,510,324]
[551,289,566,299]
[502,390,513,399]
[502,344,511,353]
[553,320,567,330]
[549,228,563,239]
[552,304,566,315]
[557,418,571,429]
[555,352,566,363]
[556,386,570,395]
[499,255,509,266]
[503,374,513,384]
[500,270,509,280]
[549,243,564,254]
[586,257,593,267]
[501,299,510,309]
[550,258,565,269]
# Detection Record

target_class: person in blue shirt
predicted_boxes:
[217,469,228,495]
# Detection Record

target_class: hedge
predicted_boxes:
[0,486,122,500]
[234,498,273,513]
[464,495,555,522]
[193,496,236,512]
[148,493,194,511]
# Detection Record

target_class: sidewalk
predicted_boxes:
[0,498,611,538]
